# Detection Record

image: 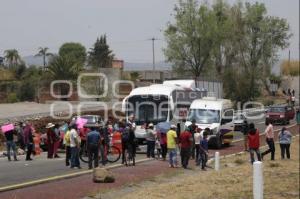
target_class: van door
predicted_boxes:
[220,109,234,145]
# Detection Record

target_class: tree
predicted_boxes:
[47,55,81,100]
[35,47,53,69]
[164,0,218,80]
[88,35,114,69]
[226,2,291,101]
[4,49,22,68]
[59,42,86,66]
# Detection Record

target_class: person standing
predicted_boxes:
[53,124,61,158]
[4,128,18,161]
[99,123,109,166]
[241,120,249,151]
[146,123,156,159]
[160,132,167,161]
[23,122,34,161]
[188,119,197,159]
[248,123,261,164]
[46,123,55,159]
[261,121,275,160]
[278,127,292,159]
[167,125,178,168]
[199,130,209,170]
[179,128,192,169]
[63,126,71,166]
[194,128,202,166]
[69,124,81,169]
[16,122,25,150]
[87,125,101,169]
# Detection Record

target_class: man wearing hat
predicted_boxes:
[167,125,178,168]
[146,123,156,159]
[46,123,55,159]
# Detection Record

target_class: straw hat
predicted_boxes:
[46,123,55,129]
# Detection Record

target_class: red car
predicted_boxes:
[265,104,295,125]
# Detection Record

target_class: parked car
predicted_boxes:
[70,115,104,126]
[233,112,246,131]
[265,104,295,125]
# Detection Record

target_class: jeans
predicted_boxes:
[147,140,155,158]
[70,147,80,168]
[195,144,200,165]
[249,148,261,164]
[180,148,190,168]
[168,148,177,167]
[280,144,290,159]
[262,138,275,160]
[199,152,207,169]
[88,144,99,169]
[65,146,71,166]
[6,141,17,161]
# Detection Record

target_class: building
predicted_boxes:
[112,59,124,69]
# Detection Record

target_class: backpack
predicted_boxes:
[122,127,130,142]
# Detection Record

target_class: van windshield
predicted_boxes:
[188,109,220,124]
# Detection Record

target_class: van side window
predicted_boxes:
[222,109,234,124]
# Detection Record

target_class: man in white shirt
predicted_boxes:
[194,127,202,166]
[70,124,81,169]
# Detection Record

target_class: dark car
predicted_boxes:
[265,104,295,125]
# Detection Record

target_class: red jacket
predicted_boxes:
[248,129,260,149]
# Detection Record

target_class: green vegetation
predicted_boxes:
[88,35,114,69]
[35,47,53,69]
[164,0,291,103]
[59,42,87,66]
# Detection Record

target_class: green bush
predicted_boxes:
[6,92,19,103]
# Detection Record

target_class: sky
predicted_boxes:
[0,0,299,63]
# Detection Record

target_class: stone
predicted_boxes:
[93,167,115,183]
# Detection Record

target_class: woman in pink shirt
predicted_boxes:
[261,120,275,160]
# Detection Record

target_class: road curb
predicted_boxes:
[0,158,152,193]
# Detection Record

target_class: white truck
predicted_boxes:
[185,97,234,148]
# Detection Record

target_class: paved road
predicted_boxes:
[0,115,296,189]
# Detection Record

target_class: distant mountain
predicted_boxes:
[23,55,51,67]
[123,61,172,71]
[23,55,172,71]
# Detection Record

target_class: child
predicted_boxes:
[199,130,209,170]
[155,131,162,159]
[248,123,261,164]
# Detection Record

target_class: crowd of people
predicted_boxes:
[1,108,298,170]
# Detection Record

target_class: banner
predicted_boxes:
[76,118,88,129]
[1,124,14,133]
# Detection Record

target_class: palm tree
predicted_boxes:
[47,55,81,100]
[4,49,21,67]
[35,47,53,69]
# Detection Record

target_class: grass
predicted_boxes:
[94,137,299,199]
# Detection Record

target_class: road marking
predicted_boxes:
[0,158,151,193]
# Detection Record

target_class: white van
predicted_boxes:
[185,97,234,148]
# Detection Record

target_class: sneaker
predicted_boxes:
[14,159,19,161]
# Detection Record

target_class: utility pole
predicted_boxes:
[152,37,156,83]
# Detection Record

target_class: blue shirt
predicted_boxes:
[200,139,208,151]
[87,130,100,146]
